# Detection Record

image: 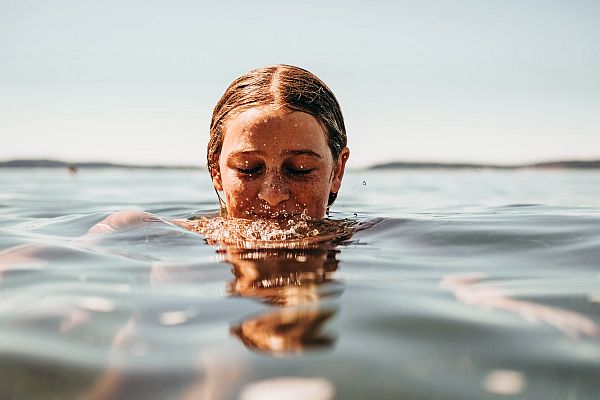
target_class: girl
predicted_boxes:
[89,65,350,236]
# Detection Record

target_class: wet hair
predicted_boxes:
[207,64,347,181]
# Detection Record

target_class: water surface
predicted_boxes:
[1,168,599,400]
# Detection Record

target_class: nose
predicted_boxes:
[258,171,290,207]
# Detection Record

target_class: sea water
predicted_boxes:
[1,168,599,400]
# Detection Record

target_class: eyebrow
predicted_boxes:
[227,150,262,159]
[227,149,323,159]
[285,150,322,158]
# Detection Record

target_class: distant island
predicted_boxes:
[369,160,600,170]
[0,159,599,170]
[0,159,200,170]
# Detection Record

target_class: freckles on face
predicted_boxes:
[217,107,336,219]
[221,177,256,215]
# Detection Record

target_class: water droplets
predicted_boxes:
[188,214,356,248]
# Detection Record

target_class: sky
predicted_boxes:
[1,0,599,168]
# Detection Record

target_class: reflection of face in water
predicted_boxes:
[225,248,341,306]
[222,247,342,355]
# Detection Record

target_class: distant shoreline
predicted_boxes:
[0,159,599,170]
[369,160,600,170]
[0,160,200,170]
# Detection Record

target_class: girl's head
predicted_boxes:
[208,65,349,219]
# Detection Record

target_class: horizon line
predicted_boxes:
[1,157,600,170]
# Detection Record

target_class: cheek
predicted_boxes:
[223,178,256,205]
[290,176,332,207]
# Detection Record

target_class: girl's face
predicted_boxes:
[213,106,349,219]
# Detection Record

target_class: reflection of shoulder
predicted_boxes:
[87,210,161,235]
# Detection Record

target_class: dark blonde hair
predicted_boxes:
[207,64,347,178]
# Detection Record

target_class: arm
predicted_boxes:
[1,211,180,279]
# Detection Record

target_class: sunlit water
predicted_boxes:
[1,168,600,400]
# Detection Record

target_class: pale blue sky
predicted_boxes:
[1,0,599,167]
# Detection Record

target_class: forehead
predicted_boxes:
[221,107,329,155]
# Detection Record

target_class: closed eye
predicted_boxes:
[236,166,263,175]
[286,167,314,176]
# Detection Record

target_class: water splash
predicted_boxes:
[187,213,357,249]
